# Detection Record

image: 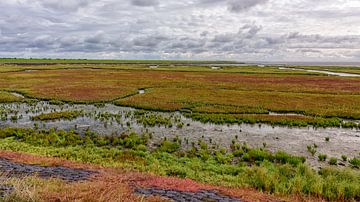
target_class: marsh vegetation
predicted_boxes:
[0,62,359,201]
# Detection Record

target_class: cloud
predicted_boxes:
[198,0,269,12]
[0,0,359,62]
[227,0,269,12]
[38,0,95,12]
[130,0,159,7]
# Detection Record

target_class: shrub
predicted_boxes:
[341,155,347,162]
[318,154,327,162]
[233,149,244,157]
[215,152,233,164]
[10,115,18,122]
[329,157,337,165]
[135,144,148,152]
[307,145,317,156]
[349,158,360,168]
[273,151,305,166]
[166,166,188,178]
[158,140,180,153]
[248,149,271,162]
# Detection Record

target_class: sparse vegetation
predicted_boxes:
[307,145,317,156]
[134,110,178,128]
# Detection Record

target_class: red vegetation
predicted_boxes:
[0,150,324,202]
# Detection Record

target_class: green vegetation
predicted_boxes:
[329,157,338,165]
[341,155,348,162]
[318,154,327,162]
[185,113,359,128]
[349,158,360,168]
[307,145,317,156]
[134,111,176,128]
[0,92,23,103]
[0,128,359,201]
[1,64,359,128]
[31,111,82,121]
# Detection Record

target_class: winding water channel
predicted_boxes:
[278,67,360,77]
[0,101,359,168]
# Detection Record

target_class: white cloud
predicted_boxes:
[0,0,359,61]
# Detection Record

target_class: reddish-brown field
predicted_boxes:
[0,66,359,119]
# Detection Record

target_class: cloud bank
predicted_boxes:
[0,0,360,61]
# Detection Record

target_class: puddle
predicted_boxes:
[211,66,221,70]
[0,102,359,168]
[269,112,306,117]
[279,67,360,77]
[10,92,25,98]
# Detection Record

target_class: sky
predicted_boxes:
[1,0,360,62]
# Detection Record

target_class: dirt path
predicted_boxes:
[0,150,321,202]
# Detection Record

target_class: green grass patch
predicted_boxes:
[31,111,82,121]
[186,113,357,128]
[0,92,23,103]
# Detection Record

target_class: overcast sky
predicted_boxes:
[1,0,360,62]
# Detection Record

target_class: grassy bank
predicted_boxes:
[186,113,359,128]
[0,128,359,201]
[0,92,23,103]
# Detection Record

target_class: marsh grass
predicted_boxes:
[0,174,43,202]
[0,128,358,201]
[186,112,357,128]
[1,65,360,128]
[31,111,82,121]
[318,154,327,162]
[0,92,23,103]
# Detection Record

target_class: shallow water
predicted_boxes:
[10,93,25,98]
[0,102,359,168]
[278,67,360,77]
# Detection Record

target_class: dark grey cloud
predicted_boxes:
[40,0,95,12]
[199,0,269,12]
[0,0,360,61]
[228,0,269,12]
[131,0,159,7]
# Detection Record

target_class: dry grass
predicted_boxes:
[0,150,303,202]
